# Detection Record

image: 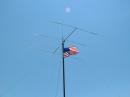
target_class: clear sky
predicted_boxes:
[0,0,130,97]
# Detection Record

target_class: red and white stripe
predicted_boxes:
[64,52,70,58]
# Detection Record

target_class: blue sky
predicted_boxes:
[0,0,130,97]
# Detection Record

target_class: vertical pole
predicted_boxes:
[62,40,66,97]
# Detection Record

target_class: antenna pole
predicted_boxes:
[62,40,66,97]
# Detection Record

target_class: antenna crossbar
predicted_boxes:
[51,21,98,35]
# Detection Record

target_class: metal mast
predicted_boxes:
[62,40,66,97]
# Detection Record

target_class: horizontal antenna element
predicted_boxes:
[51,21,98,35]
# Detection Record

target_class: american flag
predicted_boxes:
[63,46,79,58]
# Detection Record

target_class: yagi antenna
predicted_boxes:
[51,21,98,35]
[51,21,97,54]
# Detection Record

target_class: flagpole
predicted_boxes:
[62,40,66,97]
